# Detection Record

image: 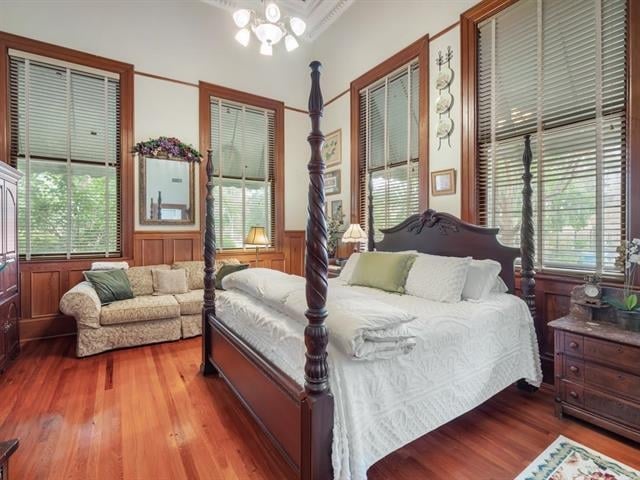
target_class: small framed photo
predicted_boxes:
[325,169,341,195]
[322,129,342,167]
[331,199,343,219]
[431,168,456,196]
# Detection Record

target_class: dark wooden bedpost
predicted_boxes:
[520,135,536,321]
[367,172,375,252]
[201,149,218,375]
[301,60,334,480]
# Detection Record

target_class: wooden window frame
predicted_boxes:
[349,35,429,224]
[460,0,640,250]
[0,31,135,262]
[198,81,285,251]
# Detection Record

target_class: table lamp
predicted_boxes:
[245,226,270,265]
[341,223,367,253]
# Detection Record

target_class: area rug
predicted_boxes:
[515,435,640,480]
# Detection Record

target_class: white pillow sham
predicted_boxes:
[462,259,502,300]
[405,253,471,303]
[492,275,509,294]
[338,253,360,283]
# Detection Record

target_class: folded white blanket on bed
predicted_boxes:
[222,268,417,360]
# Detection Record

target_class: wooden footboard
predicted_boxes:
[204,313,333,479]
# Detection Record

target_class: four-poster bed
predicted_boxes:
[200,62,539,479]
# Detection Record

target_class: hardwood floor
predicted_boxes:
[0,337,638,480]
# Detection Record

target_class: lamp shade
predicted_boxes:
[341,224,367,243]
[245,226,270,246]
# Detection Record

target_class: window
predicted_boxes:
[476,0,627,274]
[209,96,276,250]
[357,60,421,240]
[9,51,122,259]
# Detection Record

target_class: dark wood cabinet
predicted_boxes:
[0,163,21,373]
[550,316,640,443]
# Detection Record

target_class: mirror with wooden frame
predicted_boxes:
[139,156,195,225]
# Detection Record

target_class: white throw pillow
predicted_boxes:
[405,253,472,303]
[492,276,509,294]
[462,259,502,300]
[152,268,189,295]
[338,253,361,283]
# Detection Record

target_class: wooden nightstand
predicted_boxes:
[549,315,640,443]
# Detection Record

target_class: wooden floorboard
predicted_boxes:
[0,337,638,479]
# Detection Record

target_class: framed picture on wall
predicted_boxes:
[330,199,343,219]
[325,169,341,195]
[322,129,342,167]
[431,168,456,196]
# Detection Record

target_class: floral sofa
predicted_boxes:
[60,260,238,357]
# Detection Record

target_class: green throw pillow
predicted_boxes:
[84,269,134,305]
[348,252,416,294]
[215,263,249,290]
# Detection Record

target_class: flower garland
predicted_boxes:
[133,137,202,162]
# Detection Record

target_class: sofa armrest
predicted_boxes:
[59,281,102,329]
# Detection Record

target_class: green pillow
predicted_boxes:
[84,269,134,305]
[215,263,249,290]
[348,252,416,294]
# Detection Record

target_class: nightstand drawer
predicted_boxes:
[563,333,584,356]
[584,363,640,402]
[563,357,584,383]
[561,381,584,408]
[583,387,640,429]
[584,337,640,375]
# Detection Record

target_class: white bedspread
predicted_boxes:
[222,268,417,360]
[216,278,542,480]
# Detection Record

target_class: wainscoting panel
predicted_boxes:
[18,230,306,342]
[534,274,578,383]
[282,230,305,276]
[133,232,201,265]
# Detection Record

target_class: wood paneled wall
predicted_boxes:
[514,273,581,384]
[19,230,305,342]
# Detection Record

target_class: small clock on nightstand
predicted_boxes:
[583,274,602,306]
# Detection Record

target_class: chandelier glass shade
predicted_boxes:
[232,2,306,55]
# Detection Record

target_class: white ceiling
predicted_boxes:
[201,0,355,41]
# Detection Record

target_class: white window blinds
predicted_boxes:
[210,97,275,250]
[358,61,420,241]
[9,52,121,259]
[477,0,627,274]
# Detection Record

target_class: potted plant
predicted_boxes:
[604,238,640,331]
[327,208,345,259]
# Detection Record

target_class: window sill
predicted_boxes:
[515,268,624,286]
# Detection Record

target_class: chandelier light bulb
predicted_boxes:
[289,17,306,36]
[232,9,251,28]
[235,28,251,47]
[260,42,273,56]
[253,22,284,45]
[265,3,281,23]
[284,35,299,52]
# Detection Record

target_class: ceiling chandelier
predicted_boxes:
[232,2,306,56]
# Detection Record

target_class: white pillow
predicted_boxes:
[405,253,472,303]
[492,276,509,294]
[338,250,417,284]
[338,253,360,283]
[462,259,502,300]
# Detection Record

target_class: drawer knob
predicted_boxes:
[569,341,579,349]
[569,365,580,373]
[569,390,579,399]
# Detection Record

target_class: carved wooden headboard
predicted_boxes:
[375,209,520,294]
